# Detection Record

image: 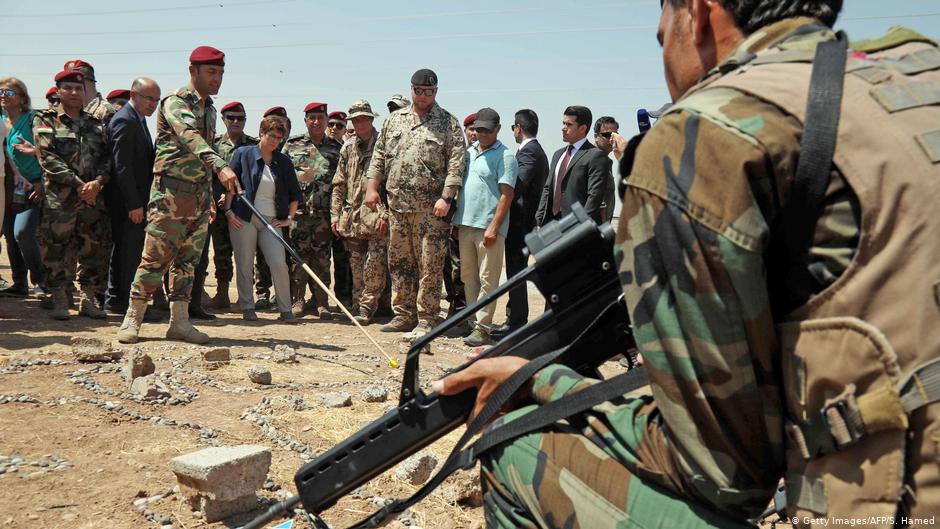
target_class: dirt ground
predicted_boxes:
[0,247,632,529]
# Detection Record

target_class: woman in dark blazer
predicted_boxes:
[223,116,301,322]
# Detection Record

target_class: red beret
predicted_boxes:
[304,102,327,114]
[463,113,477,128]
[64,59,96,81]
[189,45,225,66]
[328,111,347,121]
[54,70,84,84]
[220,101,246,114]
[263,106,286,117]
[106,89,131,101]
[45,87,58,98]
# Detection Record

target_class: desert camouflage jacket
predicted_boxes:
[331,128,386,238]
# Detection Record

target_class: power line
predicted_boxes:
[842,12,940,21]
[6,0,296,18]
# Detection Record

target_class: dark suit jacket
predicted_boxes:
[107,103,155,212]
[511,138,550,234]
[229,145,301,221]
[535,140,612,226]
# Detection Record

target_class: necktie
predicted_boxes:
[141,117,152,146]
[552,145,573,216]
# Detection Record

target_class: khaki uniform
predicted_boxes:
[331,128,387,314]
[366,104,466,323]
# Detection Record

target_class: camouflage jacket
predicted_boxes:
[531,18,862,519]
[84,92,115,128]
[32,106,111,207]
[283,133,333,216]
[331,129,387,238]
[215,132,258,164]
[366,103,466,213]
[152,84,227,190]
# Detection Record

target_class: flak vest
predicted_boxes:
[676,28,940,525]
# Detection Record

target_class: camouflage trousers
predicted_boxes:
[130,187,209,302]
[345,236,388,315]
[388,211,449,323]
[290,212,332,310]
[210,212,272,291]
[40,198,111,292]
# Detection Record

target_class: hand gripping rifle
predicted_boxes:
[242,203,647,529]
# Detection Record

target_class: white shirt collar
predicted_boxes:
[569,136,588,152]
[518,137,536,151]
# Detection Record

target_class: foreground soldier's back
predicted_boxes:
[435,2,940,528]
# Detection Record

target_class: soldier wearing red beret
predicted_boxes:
[106,89,131,111]
[64,59,114,125]
[119,45,237,345]
[45,87,60,108]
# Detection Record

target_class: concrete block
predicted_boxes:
[188,493,258,523]
[170,445,271,502]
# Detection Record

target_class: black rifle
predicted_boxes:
[242,203,641,529]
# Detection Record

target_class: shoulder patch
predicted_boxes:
[34,126,53,135]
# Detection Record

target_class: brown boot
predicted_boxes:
[117,299,148,344]
[51,289,70,320]
[380,316,416,332]
[165,301,209,344]
[209,281,231,310]
[291,298,306,317]
[79,289,107,319]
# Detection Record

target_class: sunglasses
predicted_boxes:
[328,122,346,129]
[412,87,435,96]
[224,114,246,122]
[0,89,17,97]
[597,131,614,139]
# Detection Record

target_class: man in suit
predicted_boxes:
[593,116,619,223]
[104,77,160,314]
[535,105,612,226]
[497,109,548,333]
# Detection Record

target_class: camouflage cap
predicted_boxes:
[387,94,410,111]
[347,100,377,119]
[64,59,95,82]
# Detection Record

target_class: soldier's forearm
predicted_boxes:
[442,184,460,199]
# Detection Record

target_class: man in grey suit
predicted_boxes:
[535,105,612,226]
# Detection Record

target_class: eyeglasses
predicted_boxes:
[328,122,346,129]
[412,86,435,96]
[137,94,160,104]
[0,89,17,97]
[224,114,246,122]
[264,132,284,142]
[597,131,614,139]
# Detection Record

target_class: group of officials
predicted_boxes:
[3,48,627,349]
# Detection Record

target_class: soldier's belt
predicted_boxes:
[154,175,205,195]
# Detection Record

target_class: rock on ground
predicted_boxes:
[71,336,123,363]
[319,392,352,408]
[438,469,483,507]
[360,386,388,403]
[130,375,170,399]
[122,350,155,383]
[201,347,230,363]
[395,452,438,485]
[246,365,272,385]
[170,445,271,522]
[272,344,297,363]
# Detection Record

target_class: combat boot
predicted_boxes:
[209,281,231,310]
[166,301,210,344]
[353,306,373,325]
[291,298,305,317]
[79,289,107,319]
[117,299,148,344]
[50,289,70,320]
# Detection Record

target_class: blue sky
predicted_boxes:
[2,0,938,159]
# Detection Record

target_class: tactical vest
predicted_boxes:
[683,27,940,526]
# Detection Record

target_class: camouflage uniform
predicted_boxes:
[366,104,466,324]
[210,132,258,284]
[283,133,334,310]
[481,19,876,526]
[84,93,115,126]
[331,128,388,315]
[32,106,112,295]
[129,84,227,302]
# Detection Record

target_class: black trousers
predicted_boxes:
[106,207,146,310]
[504,219,529,328]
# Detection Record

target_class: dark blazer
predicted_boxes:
[229,144,301,221]
[107,103,155,212]
[535,140,612,226]
[512,138,550,233]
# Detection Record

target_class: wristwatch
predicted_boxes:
[440,196,455,206]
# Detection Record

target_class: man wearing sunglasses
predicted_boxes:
[326,111,347,143]
[283,102,343,319]
[364,68,467,336]
[208,101,259,311]
[593,116,619,223]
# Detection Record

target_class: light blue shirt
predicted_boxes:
[453,140,518,237]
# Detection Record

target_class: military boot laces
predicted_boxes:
[117,299,148,344]
[166,301,210,344]
[79,290,107,320]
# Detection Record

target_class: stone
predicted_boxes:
[272,344,297,364]
[201,347,230,365]
[71,336,123,363]
[395,452,438,485]
[130,375,171,399]
[187,493,258,523]
[247,365,272,385]
[319,392,352,408]
[360,386,388,403]
[123,350,155,383]
[438,469,483,507]
[169,445,271,502]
